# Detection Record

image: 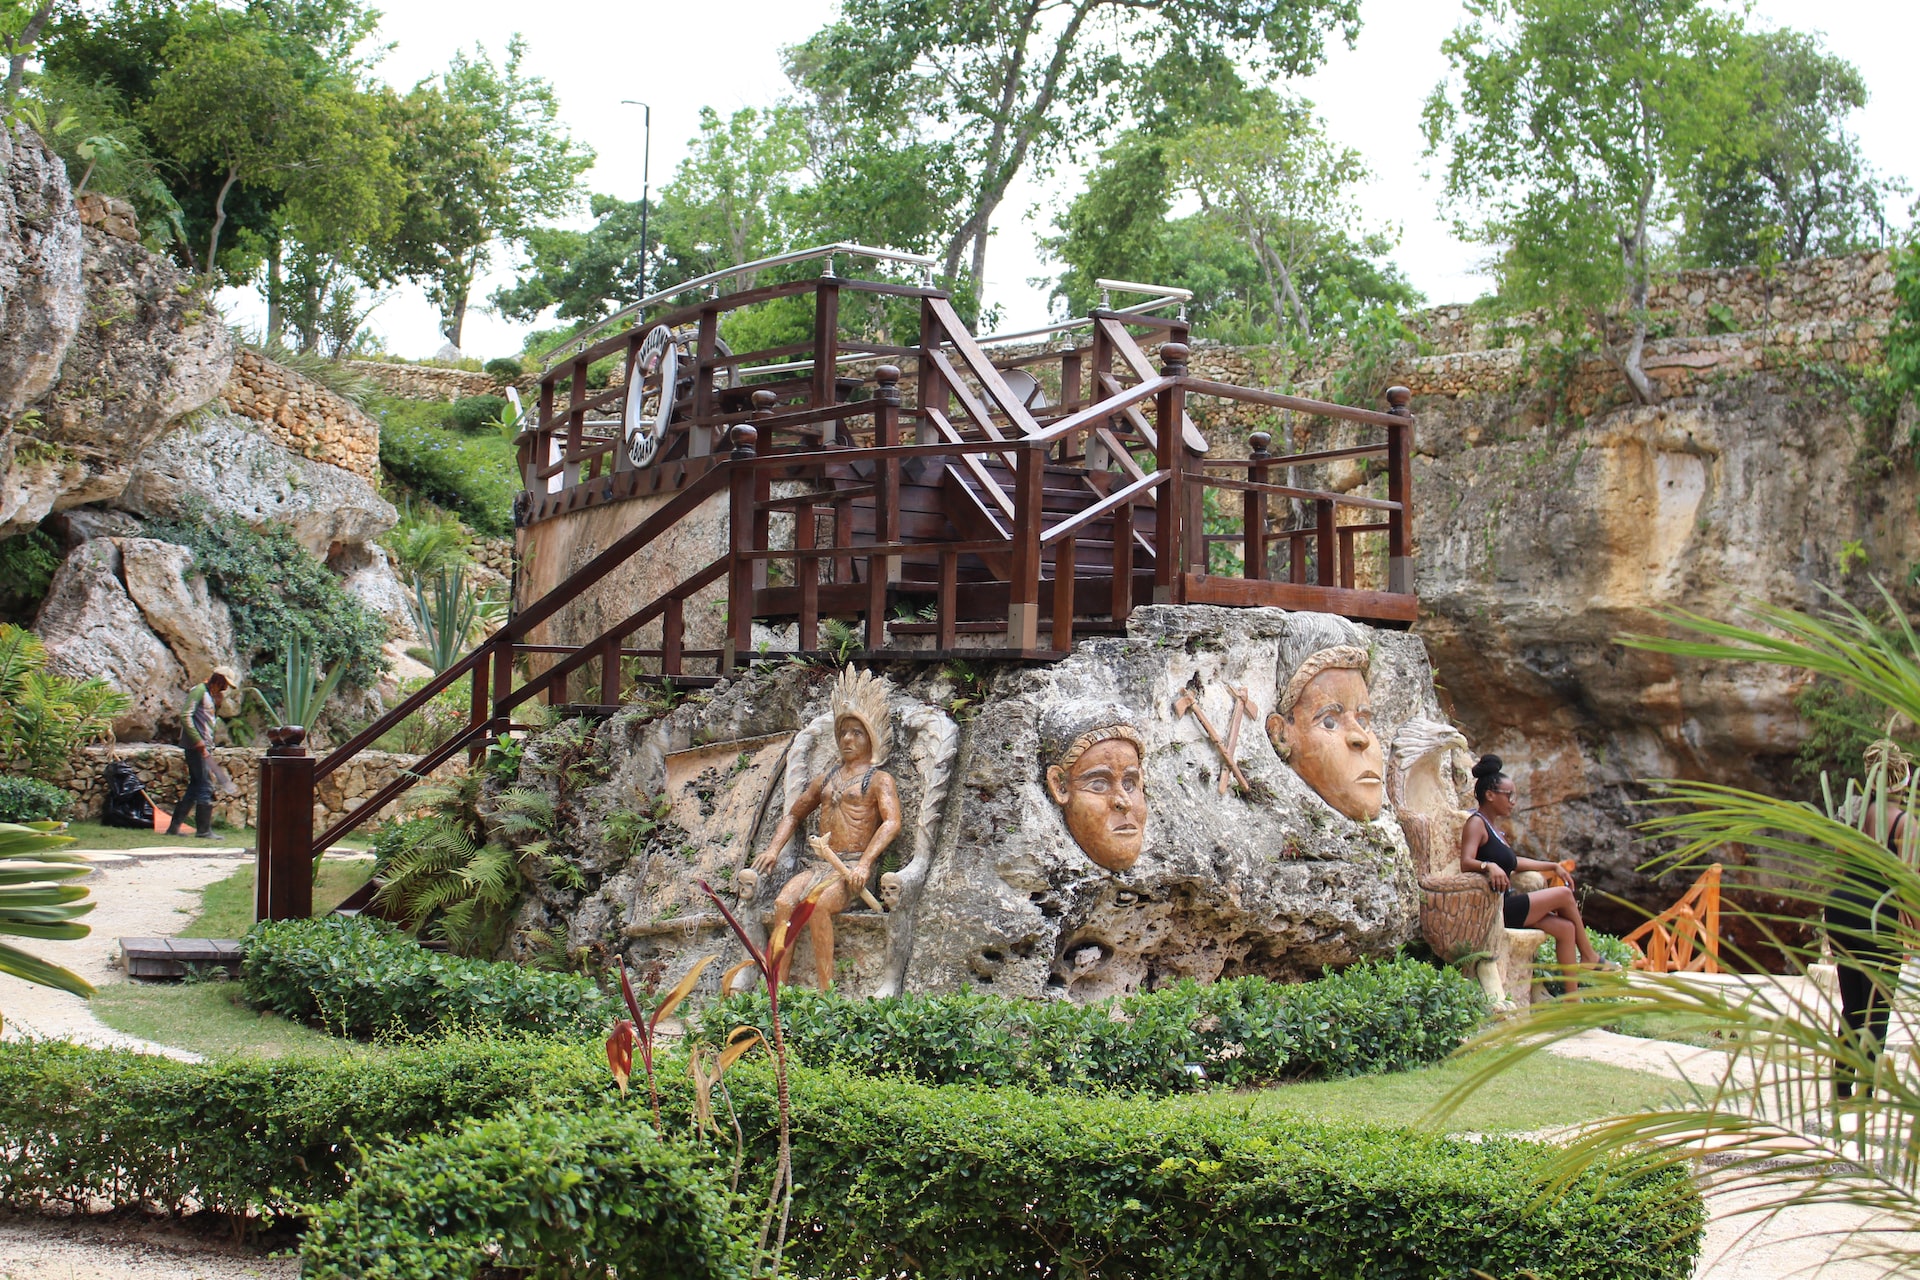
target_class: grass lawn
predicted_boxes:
[181,854,374,939]
[89,981,383,1060]
[56,820,255,851]
[1180,1052,1686,1134]
[89,853,377,1059]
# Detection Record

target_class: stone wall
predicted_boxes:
[38,743,461,833]
[349,360,503,402]
[220,348,382,483]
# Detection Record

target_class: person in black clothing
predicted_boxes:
[1827,764,1915,1101]
[1459,754,1609,971]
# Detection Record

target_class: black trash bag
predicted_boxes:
[102,761,154,829]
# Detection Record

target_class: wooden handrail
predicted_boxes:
[1041,470,1168,545]
[927,297,1045,437]
[1177,377,1411,431]
[1196,442,1388,469]
[1096,316,1207,453]
[316,642,491,780]
[1027,376,1171,446]
[313,717,495,850]
[1202,475,1403,512]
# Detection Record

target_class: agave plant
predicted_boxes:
[246,632,345,733]
[408,566,483,675]
[0,821,96,1031]
[1438,582,1920,1270]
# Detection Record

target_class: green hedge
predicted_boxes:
[697,957,1485,1093]
[240,917,607,1041]
[375,397,518,535]
[301,1107,745,1280]
[0,1039,1703,1276]
[0,1037,605,1217]
[0,776,72,822]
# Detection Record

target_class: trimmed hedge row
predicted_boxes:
[300,1107,745,1280]
[0,1038,1703,1278]
[240,917,606,1041]
[697,957,1486,1093]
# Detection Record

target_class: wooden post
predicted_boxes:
[691,307,719,456]
[1153,342,1189,602]
[255,727,315,924]
[917,298,948,445]
[615,329,644,473]
[1051,533,1076,652]
[1338,526,1355,589]
[1385,385,1414,595]
[1316,498,1336,588]
[564,357,587,489]
[467,654,490,765]
[1110,498,1134,625]
[492,640,513,727]
[535,377,555,492]
[663,597,685,677]
[870,366,903,650]
[1244,430,1271,580]
[795,498,818,653]
[813,281,840,410]
[599,633,622,706]
[723,422,759,673]
[1007,442,1044,649]
[937,550,957,650]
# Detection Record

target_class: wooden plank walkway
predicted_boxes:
[120,937,243,980]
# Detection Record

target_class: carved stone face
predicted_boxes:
[835,717,872,766]
[1046,736,1148,872]
[1268,667,1384,821]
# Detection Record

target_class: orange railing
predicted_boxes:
[1622,863,1724,974]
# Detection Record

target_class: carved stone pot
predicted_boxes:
[1418,873,1500,963]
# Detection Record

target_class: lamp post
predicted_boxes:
[620,100,651,301]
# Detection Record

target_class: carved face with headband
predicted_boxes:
[1267,641,1385,822]
[1043,704,1148,873]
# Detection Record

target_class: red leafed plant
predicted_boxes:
[696,876,827,1279]
[608,953,713,1131]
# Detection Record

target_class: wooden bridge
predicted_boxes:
[252,246,1418,918]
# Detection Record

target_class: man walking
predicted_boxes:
[167,667,236,838]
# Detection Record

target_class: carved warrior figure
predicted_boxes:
[752,668,902,989]
[1266,619,1384,821]
[1042,703,1148,872]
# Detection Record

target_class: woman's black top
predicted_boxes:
[1826,812,1908,958]
[1470,811,1534,929]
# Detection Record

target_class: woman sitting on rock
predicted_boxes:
[1459,753,1611,970]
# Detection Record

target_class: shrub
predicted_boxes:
[0,528,61,623]
[142,502,386,692]
[449,394,509,433]
[696,957,1485,1094]
[0,1036,609,1218]
[0,624,129,773]
[375,397,518,535]
[300,1106,746,1280]
[0,776,72,823]
[482,356,524,383]
[240,916,607,1040]
[0,1040,1704,1277]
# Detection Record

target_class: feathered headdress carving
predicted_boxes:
[830,667,893,767]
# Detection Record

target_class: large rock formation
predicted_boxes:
[118,408,396,557]
[517,606,1436,1000]
[1409,370,1920,925]
[0,122,84,422]
[34,538,192,740]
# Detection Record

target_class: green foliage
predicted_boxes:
[374,396,518,535]
[245,630,346,731]
[301,1106,747,1280]
[0,623,130,773]
[407,565,482,673]
[0,821,94,1007]
[1888,237,1920,411]
[1794,678,1920,788]
[239,915,607,1041]
[382,503,474,580]
[0,527,61,624]
[0,776,73,823]
[371,774,553,952]
[143,502,386,691]
[1425,0,1749,402]
[698,958,1484,1094]
[379,37,593,346]
[449,393,508,432]
[1678,29,1900,267]
[482,356,523,383]
[237,330,376,405]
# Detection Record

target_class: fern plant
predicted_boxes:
[372,780,562,955]
[0,625,130,772]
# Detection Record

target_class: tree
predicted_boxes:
[491,193,649,325]
[381,38,591,348]
[1680,29,1900,267]
[792,0,1361,308]
[2,0,53,101]
[1424,0,1749,404]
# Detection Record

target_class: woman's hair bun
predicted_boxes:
[1471,753,1504,781]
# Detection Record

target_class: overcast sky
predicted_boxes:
[220,0,1920,361]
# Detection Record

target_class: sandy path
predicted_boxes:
[0,1211,297,1280]
[0,845,249,1060]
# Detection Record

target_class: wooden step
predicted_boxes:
[121,936,243,980]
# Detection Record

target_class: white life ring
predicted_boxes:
[624,326,677,469]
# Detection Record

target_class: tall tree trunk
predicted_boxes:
[3,1,53,101]
[440,254,475,348]
[265,238,284,344]
[206,164,241,284]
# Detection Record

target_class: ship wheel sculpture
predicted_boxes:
[623,326,739,470]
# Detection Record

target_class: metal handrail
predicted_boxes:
[535,242,939,376]
[973,295,1180,348]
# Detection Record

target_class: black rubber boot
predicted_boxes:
[166,804,189,836]
[194,802,215,839]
